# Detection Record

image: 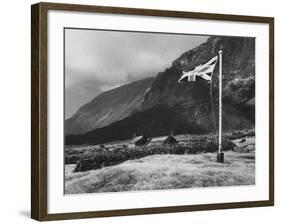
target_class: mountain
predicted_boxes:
[65,36,255,145]
[141,36,255,130]
[65,77,154,135]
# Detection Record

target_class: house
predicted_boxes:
[128,135,150,148]
[163,134,178,145]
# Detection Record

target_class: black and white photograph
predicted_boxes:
[64,28,255,194]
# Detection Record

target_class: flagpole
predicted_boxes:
[217,50,224,163]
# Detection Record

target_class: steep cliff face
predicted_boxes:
[141,36,255,131]
[65,36,255,145]
[65,78,154,135]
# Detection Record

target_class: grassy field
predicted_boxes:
[65,151,255,194]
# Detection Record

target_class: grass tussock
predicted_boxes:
[65,151,255,194]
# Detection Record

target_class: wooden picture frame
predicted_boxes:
[31,2,274,221]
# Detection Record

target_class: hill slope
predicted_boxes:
[65,77,154,135]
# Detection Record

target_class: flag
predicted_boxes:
[178,56,218,83]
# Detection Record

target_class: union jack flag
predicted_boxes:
[178,56,218,83]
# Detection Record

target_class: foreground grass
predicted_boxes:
[65,151,255,194]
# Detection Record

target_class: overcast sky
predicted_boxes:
[65,29,208,119]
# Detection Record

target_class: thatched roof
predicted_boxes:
[163,135,178,144]
[130,135,150,146]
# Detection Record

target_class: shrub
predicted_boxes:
[222,138,235,151]
[65,155,81,164]
[65,148,86,164]
[75,151,127,172]
[73,137,236,172]
[228,130,255,140]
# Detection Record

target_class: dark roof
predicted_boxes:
[130,135,149,146]
[163,135,178,144]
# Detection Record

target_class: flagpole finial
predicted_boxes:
[219,50,223,54]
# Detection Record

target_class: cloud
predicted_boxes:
[65,29,208,118]
[100,83,122,92]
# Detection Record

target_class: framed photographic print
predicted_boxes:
[31,2,274,221]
